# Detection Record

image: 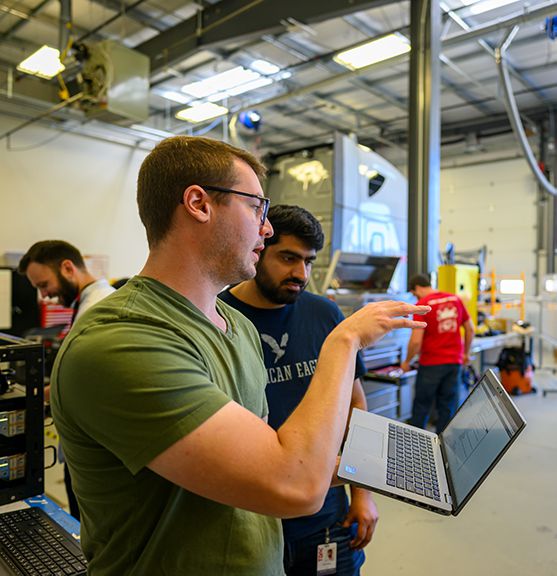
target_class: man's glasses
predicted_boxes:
[201,185,270,226]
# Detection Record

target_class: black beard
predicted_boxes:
[255,270,307,305]
[56,271,80,308]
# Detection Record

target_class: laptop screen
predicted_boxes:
[440,370,525,510]
[333,254,400,292]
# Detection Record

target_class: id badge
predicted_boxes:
[316,542,337,575]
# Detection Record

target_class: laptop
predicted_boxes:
[338,369,526,515]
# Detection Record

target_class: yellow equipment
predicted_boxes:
[437,264,478,326]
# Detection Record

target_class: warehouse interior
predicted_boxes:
[0,1,557,575]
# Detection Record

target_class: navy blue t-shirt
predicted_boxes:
[219,289,367,542]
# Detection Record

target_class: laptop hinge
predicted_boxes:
[439,435,457,506]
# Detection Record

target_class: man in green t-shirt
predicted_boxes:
[51,136,429,575]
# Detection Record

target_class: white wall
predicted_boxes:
[440,157,538,297]
[0,113,541,295]
[0,115,149,279]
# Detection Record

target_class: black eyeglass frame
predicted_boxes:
[200,185,270,225]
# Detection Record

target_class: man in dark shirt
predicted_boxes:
[221,205,378,576]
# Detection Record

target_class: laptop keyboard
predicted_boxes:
[386,423,441,501]
[0,507,87,575]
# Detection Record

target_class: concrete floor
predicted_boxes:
[361,373,557,576]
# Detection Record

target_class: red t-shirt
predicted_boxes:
[414,291,470,366]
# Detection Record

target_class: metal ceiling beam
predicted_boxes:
[443,1,557,48]
[227,3,556,128]
[443,5,550,105]
[263,33,409,113]
[136,0,395,75]
[88,0,171,32]
[0,0,52,41]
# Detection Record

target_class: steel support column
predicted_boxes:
[552,109,557,273]
[407,0,441,281]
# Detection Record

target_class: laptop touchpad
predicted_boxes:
[350,425,384,457]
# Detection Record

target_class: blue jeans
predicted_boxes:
[283,522,365,576]
[410,364,462,433]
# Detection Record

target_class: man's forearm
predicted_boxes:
[278,331,360,496]
[404,340,421,364]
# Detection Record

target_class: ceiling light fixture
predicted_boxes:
[17,45,65,79]
[178,63,278,104]
[181,67,260,99]
[175,102,229,123]
[156,90,191,104]
[334,33,411,71]
[250,59,280,75]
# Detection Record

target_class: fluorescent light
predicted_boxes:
[466,0,520,14]
[175,102,228,123]
[181,67,260,98]
[226,76,273,96]
[157,90,191,104]
[334,33,411,70]
[250,59,280,75]
[17,45,65,79]
[179,65,277,102]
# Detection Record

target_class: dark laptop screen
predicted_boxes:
[333,254,399,292]
[441,371,525,510]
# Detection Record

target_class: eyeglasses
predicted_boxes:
[201,185,270,226]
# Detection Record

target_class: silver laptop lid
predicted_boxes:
[440,369,526,514]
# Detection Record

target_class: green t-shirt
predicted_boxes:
[51,276,283,576]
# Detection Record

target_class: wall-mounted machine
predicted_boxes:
[75,40,150,123]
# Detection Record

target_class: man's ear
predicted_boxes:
[182,185,211,224]
[59,259,77,279]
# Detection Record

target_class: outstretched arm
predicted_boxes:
[148,301,430,518]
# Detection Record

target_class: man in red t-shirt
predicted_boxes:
[401,274,475,433]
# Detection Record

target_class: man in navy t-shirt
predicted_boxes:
[220,205,378,576]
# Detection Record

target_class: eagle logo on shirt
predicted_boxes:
[261,333,289,364]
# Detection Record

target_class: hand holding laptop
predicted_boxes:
[337,300,430,350]
[338,369,526,516]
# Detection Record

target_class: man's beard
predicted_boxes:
[56,271,80,307]
[255,266,307,305]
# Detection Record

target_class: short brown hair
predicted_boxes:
[409,273,431,291]
[137,136,267,247]
[18,240,86,275]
